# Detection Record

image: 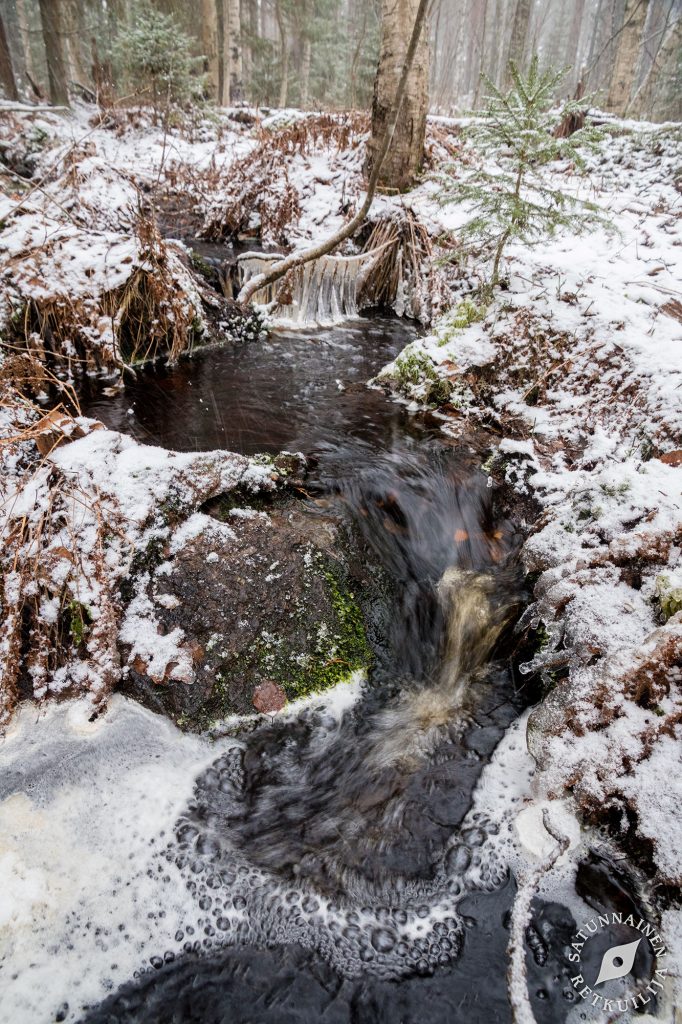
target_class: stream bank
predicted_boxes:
[1,103,680,1022]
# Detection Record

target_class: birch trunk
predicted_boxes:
[606,0,649,115]
[365,0,430,191]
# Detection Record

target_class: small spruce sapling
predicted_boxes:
[114,4,206,120]
[438,57,608,289]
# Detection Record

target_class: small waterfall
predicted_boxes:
[364,568,512,774]
[237,248,384,327]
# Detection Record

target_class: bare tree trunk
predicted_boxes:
[243,0,258,100]
[238,0,431,305]
[349,0,370,108]
[565,0,586,89]
[0,11,19,101]
[38,0,70,106]
[202,0,220,101]
[16,0,37,87]
[275,0,288,107]
[626,11,681,118]
[366,0,430,191]
[227,0,243,101]
[472,0,489,107]
[606,0,649,114]
[300,35,312,107]
[64,0,90,90]
[508,0,531,73]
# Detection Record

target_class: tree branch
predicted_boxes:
[237,0,432,307]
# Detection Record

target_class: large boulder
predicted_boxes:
[120,488,374,730]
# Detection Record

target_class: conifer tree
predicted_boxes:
[438,57,607,287]
[114,3,206,117]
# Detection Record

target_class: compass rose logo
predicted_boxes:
[568,913,668,1015]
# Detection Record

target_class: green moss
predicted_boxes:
[200,551,372,723]
[68,600,92,647]
[388,347,452,406]
[437,299,486,347]
[189,250,215,281]
[654,575,682,623]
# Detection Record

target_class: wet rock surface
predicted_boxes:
[121,490,376,728]
[81,886,518,1024]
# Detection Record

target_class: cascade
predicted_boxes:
[236,247,388,326]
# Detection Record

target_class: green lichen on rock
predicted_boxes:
[654,575,682,623]
[212,550,372,709]
[125,498,376,731]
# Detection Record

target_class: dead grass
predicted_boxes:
[0,392,122,728]
[358,210,440,321]
[3,211,204,382]
[203,112,368,244]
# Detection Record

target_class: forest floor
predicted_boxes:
[1,101,681,992]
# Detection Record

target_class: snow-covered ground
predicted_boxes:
[1,100,681,1010]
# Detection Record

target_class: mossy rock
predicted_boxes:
[380,346,452,407]
[120,494,373,730]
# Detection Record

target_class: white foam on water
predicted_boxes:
[0,697,225,1024]
[0,677,366,1023]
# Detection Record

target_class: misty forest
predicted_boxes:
[0,1,681,1023]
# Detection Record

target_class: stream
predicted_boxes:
[1,317,658,1023]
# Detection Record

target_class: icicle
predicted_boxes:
[236,247,389,327]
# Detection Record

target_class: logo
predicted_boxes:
[569,912,668,1015]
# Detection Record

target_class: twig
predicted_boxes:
[507,807,570,1024]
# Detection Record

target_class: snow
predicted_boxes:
[0,697,225,1024]
[1,99,681,997]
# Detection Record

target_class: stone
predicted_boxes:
[252,680,287,714]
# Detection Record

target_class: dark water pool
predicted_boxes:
[83,317,418,456]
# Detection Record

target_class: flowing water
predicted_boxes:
[1,317,657,1023]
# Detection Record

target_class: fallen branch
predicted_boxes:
[0,103,69,113]
[237,0,432,306]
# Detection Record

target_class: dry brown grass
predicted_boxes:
[204,112,368,244]
[3,212,203,380]
[0,391,123,728]
[357,210,442,321]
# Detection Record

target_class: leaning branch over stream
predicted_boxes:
[236,0,431,306]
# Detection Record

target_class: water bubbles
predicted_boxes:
[445,844,471,874]
[461,827,486,847]
[370,928,396,953]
